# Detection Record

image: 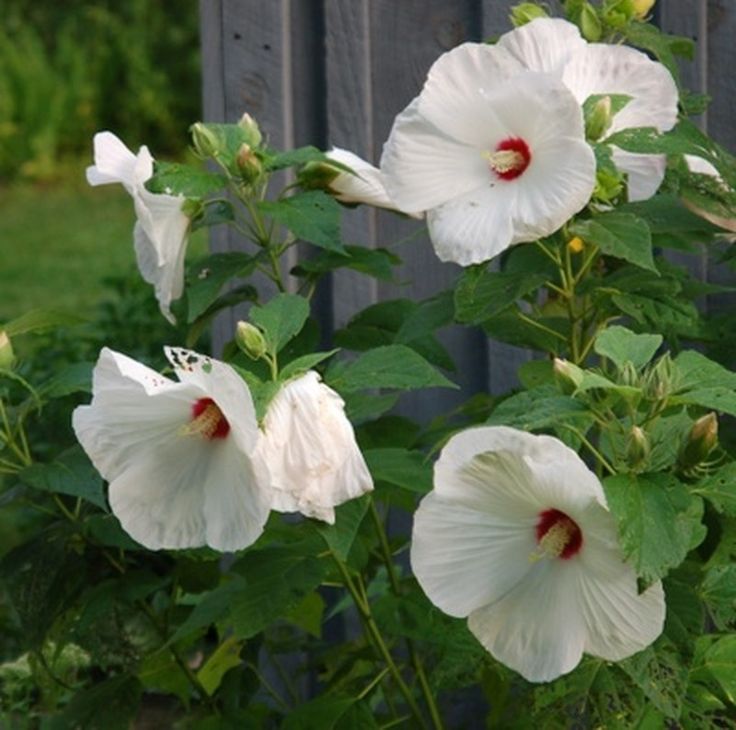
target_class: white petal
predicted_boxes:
[381,101,489,213]
[426,184,516,265]
[613,149,666,201]
[468,560,587,683]
[685,154,720,178]
[497,18,585,76]
[577,508,666,660]
[415,42,525,145]
[326,148,394,208]
[411,490,536,617]
[86,132,139,191]
[257,371,373,522]
[563,45,678,134]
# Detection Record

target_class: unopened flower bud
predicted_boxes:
[644,353,677,402]
[626,426,650,469]
[0,331,14,369]
[568,236,584,254]
[190,122,221,159]
[585,96,613,142]
[510,3,549,27]
[632,0,656,19]
[580,3,603,41]
[236,144,263,183]
[238,113,263,148]
[603,0,635,29]
[236,321,267,360]
[553,358,583,393]
[680,413,718,469]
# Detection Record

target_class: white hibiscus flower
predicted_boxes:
[73,347,270,551]
[86,131,191,324]
[380,45,597,265]
[497,17,679,201]
[255,371,373,524]
[411,426,665,683]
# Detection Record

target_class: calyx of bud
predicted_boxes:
[680,413,719,470]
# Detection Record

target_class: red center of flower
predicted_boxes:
[189,398,230,440]
[535,508,583,560]
[488,137,531,181]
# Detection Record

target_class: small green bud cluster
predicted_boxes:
[236,321,268,360]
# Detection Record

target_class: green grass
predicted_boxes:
[0,169,135,322]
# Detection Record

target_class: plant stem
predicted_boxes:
[368,501,445,730]
[330,550,428,730]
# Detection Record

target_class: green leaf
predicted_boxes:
[280,349,339,381]
[53,676,142,730]
[249,293,310,354]
[701,565,736,631]
[328,345,457,393]
[265,145,326,171]
[197,637,244,696]
[147,161,227,197]
[454,267,547,324]
[259,191,345,253]
[317,495,371,561]
[487,385,589,430]
[19,446,107,509]
[695,635,736,704]
[571,212,655,272]
[611,292,700,338]
[284,591,325,638]
[604,473,706,586]
[192,199,235,231]
[187,252,258,322]
[673,350,736,391]
[3,308,86,336]
[281,694,356,730]
[396,290,455,344]
[137,649,192,706]
[671,388,736,418]
[363,448,432,494]
[594,326,662,370]
[342,392,399,424]
[692,464,736,516]
[623,22,692,81]
[292,245,400,281]
[36,361,93,399]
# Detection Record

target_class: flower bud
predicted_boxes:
[603,0,636,28]
[238,113,263,148]
[585,96,613,142]
[643,353,677,403]
[626,425,650,469]
[236,321,268,360]
[0,331,14,370]
[553,358,583,393]
[236,144,263,183]
[680,413,718,469]
[567,236,584,254]
[579,3,603,41]
[632,0,655,19]
[190,122,221,159]
[510,3,549,27]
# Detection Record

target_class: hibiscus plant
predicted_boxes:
[2,2,736,728]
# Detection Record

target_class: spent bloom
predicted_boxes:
[86,131,191,324]
[411,426,665,683]
[255,371,373,523]
[381,45,596,265]
[73,347,270,551]
[497,17,678,200]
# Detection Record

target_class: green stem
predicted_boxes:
[330,550,428,730]
[368,501,444,730]
[558,424,615,475]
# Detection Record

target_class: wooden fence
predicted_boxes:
[199,0,736,417]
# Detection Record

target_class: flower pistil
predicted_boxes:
[180,398,230,440]
[533,508,582,561]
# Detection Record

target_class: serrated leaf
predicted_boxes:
[692,464,736,516]
[671,388,736,418]
[197,636,243,696]
[454,267,547,324]
[604,473,706,585]
[487,385,589,430]
[147,161,227,197]
[396,289,455,343]
[259,191,345,253]
[265,145,326,171]
[187,252,258,322]
[19,446,106,509]
[280,349,339,380]
[571,212,655,272]
[363,448,432,494]
[342,391,399,424]
[249,293,310,354]
[292,245,400,281]
[673,351,736,391]
[3,308,86,336]
[329,345,456,393]
[594,326,662,370]
[700,565,736,631]
[317,495,370,561]
[697,635,736,704]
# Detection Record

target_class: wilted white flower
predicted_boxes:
[497,18,679,200]
[256,371,373,523]
[381,46,596,265]
[411,426,665,683]
[86,131,190,324]
[73,347,270,551]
